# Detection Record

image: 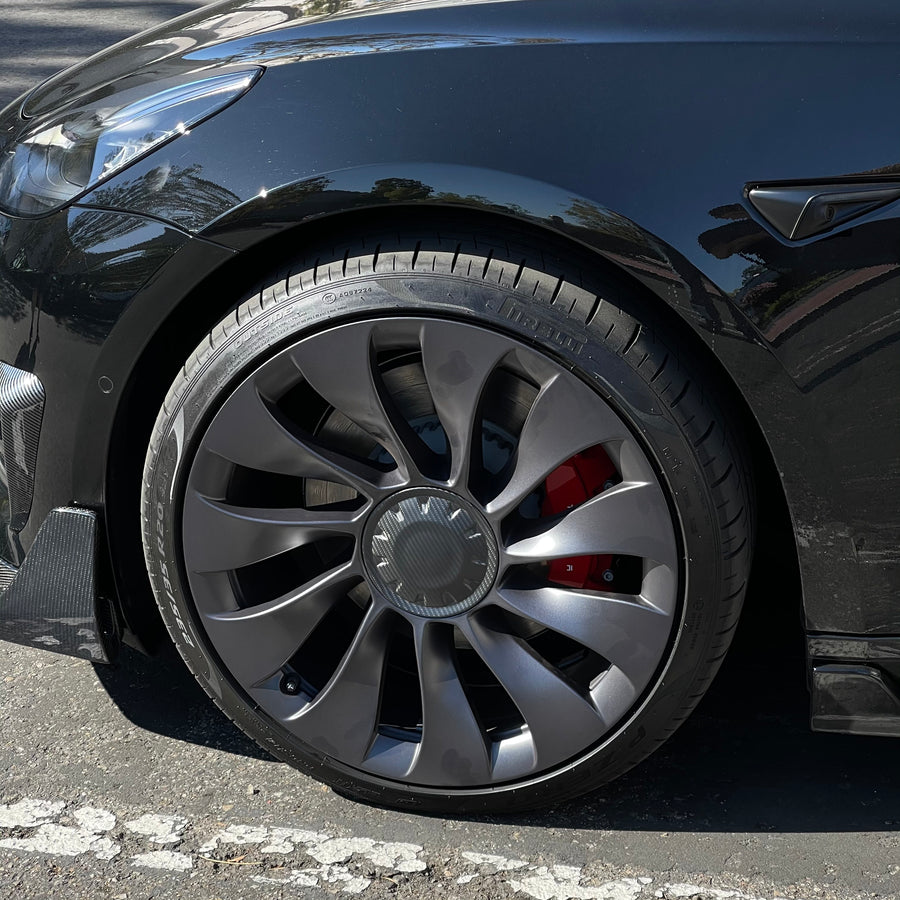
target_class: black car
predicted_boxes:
[1,0,899,813]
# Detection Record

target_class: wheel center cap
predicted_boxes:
[363,489,498,618]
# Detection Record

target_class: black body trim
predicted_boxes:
[808,635,900,736]
[747,181,900,241]
[0,507,114,662]
[0,362,44,533]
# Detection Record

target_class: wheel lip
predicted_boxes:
[166,295,690,796]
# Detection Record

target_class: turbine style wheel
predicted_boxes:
[142,229,753,812]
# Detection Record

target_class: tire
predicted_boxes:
[141,227,753,813]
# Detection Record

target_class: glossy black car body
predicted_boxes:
[1,0,899,767]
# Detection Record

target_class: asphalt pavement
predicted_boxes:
[1,3,899,899]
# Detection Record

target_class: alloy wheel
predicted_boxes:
[181,317,680,788]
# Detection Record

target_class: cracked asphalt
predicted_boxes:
[1,2,899,899]
[3,614,899,900]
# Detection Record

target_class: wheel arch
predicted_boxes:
[102,183,800,653]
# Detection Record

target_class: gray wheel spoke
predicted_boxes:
[460,615,606,769]
[504,481,678,570]
[408,621,492,785]
[494,586,672,688]
[487,374,628,517]
[202,376,396,497]
[286,606,393,765]
[291,323,428,479]
[202,563,357,686]
[419,321,510,487]
[183,494,365,573]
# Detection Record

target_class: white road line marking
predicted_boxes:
[0,796,799,900]
[462,850,529,871]
[660,887,757,900]
[0,799,65,827]
[125,812,189,844]
[255,863,372,894]
[0,823,119,861]
[74,807,117,833]
[131,849,194,872]
[509,868,643,900]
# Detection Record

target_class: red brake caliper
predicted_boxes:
[542,445,617,590]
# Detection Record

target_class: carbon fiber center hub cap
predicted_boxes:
[363,489,499,618]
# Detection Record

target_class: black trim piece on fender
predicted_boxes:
[0,507,115,662]
[747,181,900,241]
[0,362,45,533]
[808,634,900,737]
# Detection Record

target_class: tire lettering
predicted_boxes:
[155,500,195,648]
[497,298,585,354]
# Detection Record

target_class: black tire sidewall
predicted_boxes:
[144,270,729,813]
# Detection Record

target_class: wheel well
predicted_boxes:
[105,204,801,654]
